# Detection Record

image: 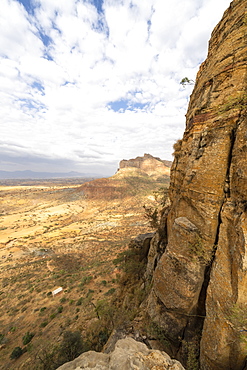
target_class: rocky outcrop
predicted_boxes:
[57,337,185,370]
[147,0,247,369]
[77,154,170,200]
[119,153,171,177]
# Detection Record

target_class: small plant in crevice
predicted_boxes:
[143,205,159,229]
[143,186,169,230]
[183,338,200,370]
[228,303,247,345]
[188,236,213,265]
[147,320,171,349]
[219,93,247,114]
[173,139,183,158]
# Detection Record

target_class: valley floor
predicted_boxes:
[0,176,167,369]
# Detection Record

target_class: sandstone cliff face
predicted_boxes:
[148,0,247,369]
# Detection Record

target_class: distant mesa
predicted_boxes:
[118,153,172,178]
[77,154,171,200]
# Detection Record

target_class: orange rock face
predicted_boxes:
[148,1,247,369]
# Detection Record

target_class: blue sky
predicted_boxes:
[0,0,231,175]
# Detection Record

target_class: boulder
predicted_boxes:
[57,337,185,370]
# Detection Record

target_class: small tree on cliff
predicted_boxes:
[180,77,194,87]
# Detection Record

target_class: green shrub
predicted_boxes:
[57,305,63,313]
[79,275,93,289]
[104,288,116,296]
[50,312,57,320]
[58,331,84,362]
[10,346,23,360]
[143,205,159,229]
[76,297,83,306]
[40,321,48,328]
[113,248,146,281]
[0,333,5,344]
[22,331,34,345]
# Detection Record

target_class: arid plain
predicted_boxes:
[0,165,169,369]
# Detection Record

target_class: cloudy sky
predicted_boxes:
[1,0,231,176]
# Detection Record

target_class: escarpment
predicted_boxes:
[147,1,247,369]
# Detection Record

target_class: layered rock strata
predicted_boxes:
[147,0,247,369]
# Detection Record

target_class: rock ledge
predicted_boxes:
[57,337,185,370]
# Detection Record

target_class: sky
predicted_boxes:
[0,0,231,176]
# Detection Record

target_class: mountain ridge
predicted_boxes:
[0,170,103,179]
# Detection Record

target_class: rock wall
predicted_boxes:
[147,0,247,369]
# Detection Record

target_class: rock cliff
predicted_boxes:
[147,0,247,369]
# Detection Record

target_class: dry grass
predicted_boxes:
[0,175,169,368]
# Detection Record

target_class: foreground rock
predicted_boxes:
[147,0,247,369]
[57,337,185,370]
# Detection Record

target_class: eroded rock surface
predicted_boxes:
[147,0,247,369]
[57,337,185,370]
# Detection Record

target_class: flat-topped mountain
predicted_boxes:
[119,153,172,178]
[77,154,170,200]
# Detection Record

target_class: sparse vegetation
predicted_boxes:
[22,331,35,345]
[58,331,85,363]
[0,169,167,368]
[148,320,170,348]
[76,297,83,306]
[173,139,183,158]
[219,93,247,114]
[188,236,213,265]
[180,77,195,87]
[229,303,247,345]
[183,339,200,370]
[10,346,24,360]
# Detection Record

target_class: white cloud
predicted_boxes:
[0,0,231,174]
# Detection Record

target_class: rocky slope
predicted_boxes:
[57,337,185,370]
[147,0,247,369]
